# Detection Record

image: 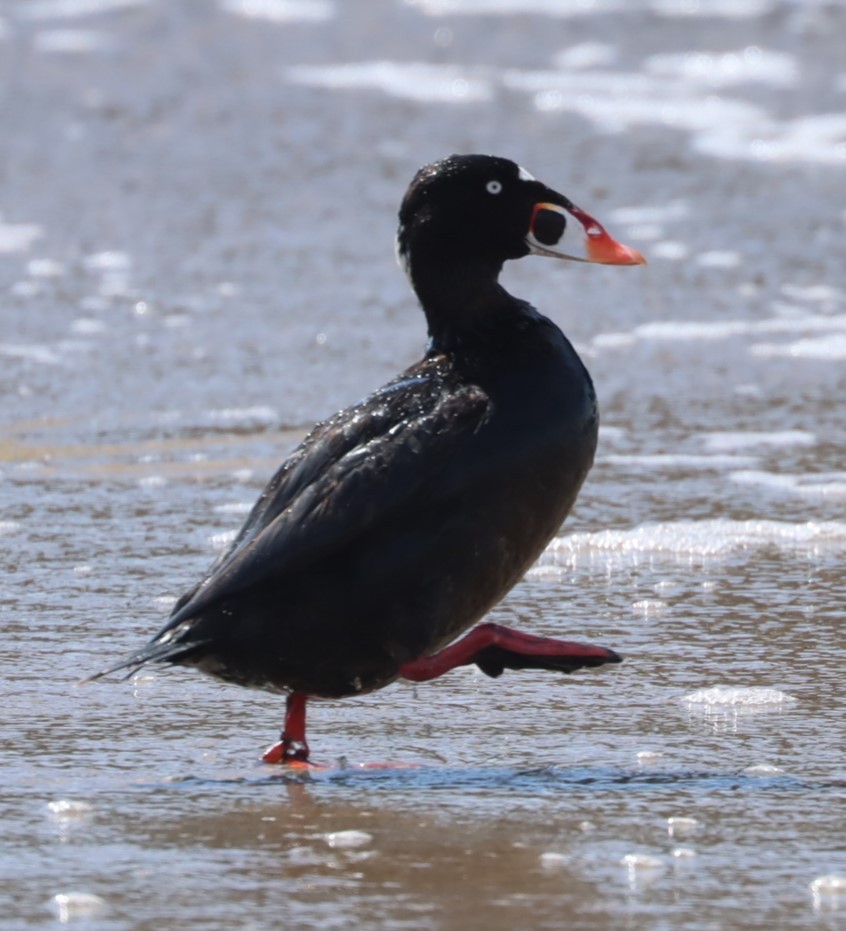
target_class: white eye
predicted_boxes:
[486,180,502,195]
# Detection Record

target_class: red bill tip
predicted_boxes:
[570,206,647,266]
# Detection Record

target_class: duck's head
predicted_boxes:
[396,154,645,295]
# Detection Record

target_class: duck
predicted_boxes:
[90,154,645,764]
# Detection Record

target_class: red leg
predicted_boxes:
[262,693,311,764]
[399,622,621,681]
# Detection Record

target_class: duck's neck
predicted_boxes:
[409,257,525,352]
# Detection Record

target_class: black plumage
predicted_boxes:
[91,155,645,761]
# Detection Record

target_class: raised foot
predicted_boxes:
[399,622,622,682]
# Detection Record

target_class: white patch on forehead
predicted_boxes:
[518,165,535,182]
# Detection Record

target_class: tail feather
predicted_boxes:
[80,638,207,685]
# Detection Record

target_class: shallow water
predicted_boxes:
[1,0,845,928]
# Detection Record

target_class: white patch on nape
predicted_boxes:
[518,165,535,182]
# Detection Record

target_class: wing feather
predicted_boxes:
[160,382,490,634]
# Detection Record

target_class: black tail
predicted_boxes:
[80,638,207,685]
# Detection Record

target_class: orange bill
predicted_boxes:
[527,202,647,266]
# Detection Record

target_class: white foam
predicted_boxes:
[0,220,42,253]
[10,281,43,298]
[622,852,665,870]
[138,475,167,489]
[34,28,112,52]
[98,273,133,299]
[27,258,65,277]
[50,893,106,921]
[602,453,758,470]
[595,313,846,348]
[667,816,699,837]
[70,318,107,335]
[632,599,667,616]
[164,315,190,329]
[0,343,61,364]
[743,763,784,776]
[47,800,94,821]
[207,405,278,424]
[648,0,771,16]
[695,250,741,268]
[703,430,816,452]
[210,530,238,551]
[758,310,846,335]
[325,830,373,849]
[219,0,333,22]
[287,62,491,103]
[683,686,796,710]
[621,852,666,890]
[504,66,767,135]
[592,332,637,350]
[697,111,846,165]
[538,519,846,569]
[213,502,253,515]
[408,0,629,15]
[539,851,570,869]
[83,250,131,271]
[672,847,697,859]
[79,296,110,312]
[624,223,664,241]
[781,284,842,305]
[609,201,688,226]
[0,521,20,536]
[651,241,688,260]
[284,42,838,166]
[627,320,752,341]
[553,42,617,70]
[621,853,666,877]
[811,874,846,910]
[131,673,157,689]
[730,470,846,499]
[409,0,771,15]
[523,53,839,165]
[22,0,145,18]
[598,425,628,445]
[751,333,846,360]
[645,48,798,88]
